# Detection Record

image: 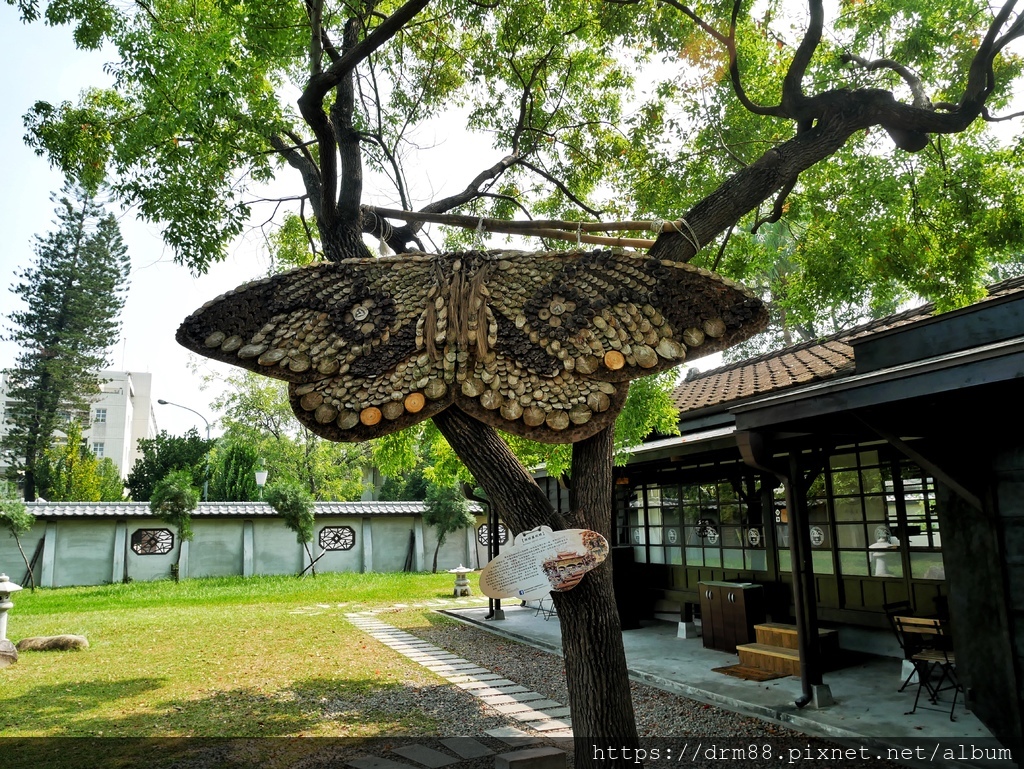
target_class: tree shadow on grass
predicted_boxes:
[1,676,483,769]
[0,676,165,733]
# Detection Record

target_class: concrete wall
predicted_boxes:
[0,514,490,587]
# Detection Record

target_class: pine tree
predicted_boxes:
[1,184,130,501]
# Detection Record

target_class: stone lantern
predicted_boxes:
[0,573,23,668]
[448,565,473,597]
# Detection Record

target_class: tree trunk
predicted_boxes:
[552,426,639,762]
[303,542,318,577]
[433,409,639,767]
[13,534,35,591]
[432,539,441,573]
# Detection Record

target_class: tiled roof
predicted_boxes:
[27,500,481,518]
[672,275,1024,417]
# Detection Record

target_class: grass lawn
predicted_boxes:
[0,572,485,748]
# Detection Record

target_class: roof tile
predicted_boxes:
[28,500,481,519]
[672,275,1024,416]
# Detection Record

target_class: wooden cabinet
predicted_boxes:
[698,581,766,653]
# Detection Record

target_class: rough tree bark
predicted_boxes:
[434,409,639,766]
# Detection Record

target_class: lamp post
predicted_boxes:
[255,459,268,501]
[156,399,211,502]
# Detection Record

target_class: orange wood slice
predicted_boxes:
[404,392,426,413]
[603,350,625,370]
[360,407,382,426]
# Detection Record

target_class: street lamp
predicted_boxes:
[255,459,268,501]
[156,399,211,502]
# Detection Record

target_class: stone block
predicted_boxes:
[495,747,566,769]
[0,639,17,668]
[16,634,89,651]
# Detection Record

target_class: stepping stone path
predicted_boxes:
[343,600,573,768]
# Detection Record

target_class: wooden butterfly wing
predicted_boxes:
[452,250,767,443]
[178,249,767,445]
[176,256,454,442]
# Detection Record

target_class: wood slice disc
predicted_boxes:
[299,392,324,412]
[603,350,625,370]
[682,327,706,347]
[204,331,226,348]
[587,391,611,413]
[337,410,360,430]
[657,338,685,360]
[360,407,383,426]
[523,405,546,427]
[404,392,426,413]
[501,400,524,421]
[634,345,658,369]
[288,353,311,373]
[258,348,286,366]
[462,378,486,397]
[425,379,448,400]
[575,355,599,375]
[221,335,243,352]
[314,404,339,424]
[545,410,570,431]
[479,390,503,410]
[703,318,727,338]
[569,405,593,424]
[382,401,405,421]
[238,343,268,359]
[318,359,340,375]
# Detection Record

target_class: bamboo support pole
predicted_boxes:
[366,206,690,248]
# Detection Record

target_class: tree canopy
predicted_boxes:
[0,486,36,589]
[126,428,214,501]
[36,419,126,501]
[265,480,318,574]
[209,370,366,500]
[150,468,199,542]
[9,1,1023,317]
[422,481,475,573]
[1,183,130,500]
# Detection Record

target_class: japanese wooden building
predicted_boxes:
[537,276,1024,759]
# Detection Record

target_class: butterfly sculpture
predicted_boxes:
[176,249,767,444]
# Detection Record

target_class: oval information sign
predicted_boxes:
[479,525,609,600]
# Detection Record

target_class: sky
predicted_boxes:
[0,15,499,438]
[0,20,271,436]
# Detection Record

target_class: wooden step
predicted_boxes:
[737,643,801,676]
[754,622,839,652]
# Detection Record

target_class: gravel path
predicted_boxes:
[273,604,906,769]
[409,611,802,740]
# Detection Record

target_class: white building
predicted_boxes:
[85,371,158,476]
[0,369,158,482]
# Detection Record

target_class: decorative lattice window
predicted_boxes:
[319,526,356,551]
[131,528,174,555]
[477,523,508,546]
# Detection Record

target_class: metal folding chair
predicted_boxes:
[894,616,962,721]
[534,597,557,620]
[883,601,916,692]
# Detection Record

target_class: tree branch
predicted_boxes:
[842,53,932,109]
[659,0,784,117]
[302,0,432,104]
[780,0,824,114]
[517,158,603,217]
[269,133,324,218]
